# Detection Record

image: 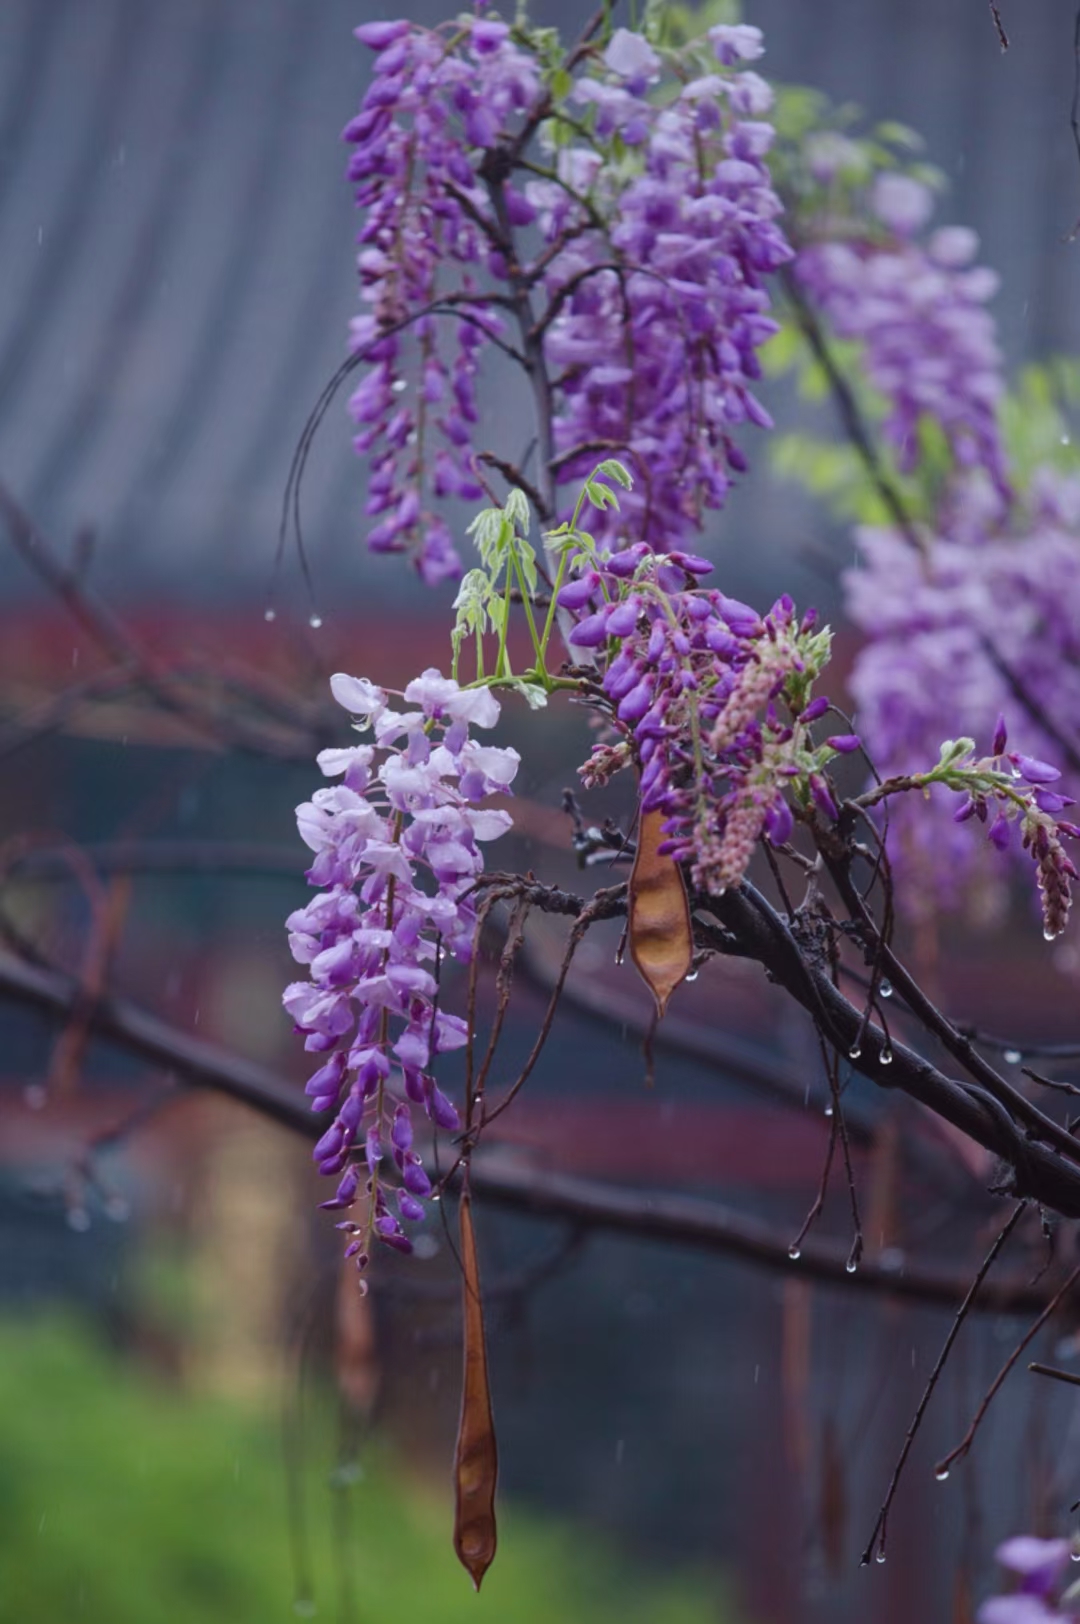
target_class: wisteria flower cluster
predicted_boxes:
[283,667,519,1272]
[566,540,850,894]
[843,466,1080,913]
[863,722,1080,940]
[345,14,792,575]
[794,170,1009,499]
[978,1535,1080,1623]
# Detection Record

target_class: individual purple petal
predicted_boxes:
[1010,754,1062,786]
[569,611,613,648]
[397,1189,426,1223]
[988,813,1011,852]
[1034,789,1074,814]
[764,797,794,846]
[304,1053,346,1100]
[825,734,861,754]
[991,713,1008,756]
[426,1085,461,1131]
[618,679,655,724]
[606,598,643,637]
[715,594,763,637]
[319,1164,361,1210]
[556,573,599,611]
[403,1159,432,1198]
[314,1122,346,1164]
[354,20,410,49]
[391,1105,413,1152]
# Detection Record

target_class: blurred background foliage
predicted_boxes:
[0,1311,729,1624]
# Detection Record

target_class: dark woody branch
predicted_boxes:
[0,945,1055,1314]
[702,881,1080,1218]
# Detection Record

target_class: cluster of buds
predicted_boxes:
[950,718,1080,939]
[866,716,1080,940]
[566,542,853,893]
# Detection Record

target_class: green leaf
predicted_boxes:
[596,458,633,489]
[584,480,618,511]
[501,677,549,709]
[935,738,975,771]
[452,569,495,643]
[504,488,531,536]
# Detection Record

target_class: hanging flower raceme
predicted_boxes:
[794,170,1009,501]
[567,546,847,893]
[533,22,793,546]
[345,16,792,571]
[283,668,519,1274]
[842,466,1080,912]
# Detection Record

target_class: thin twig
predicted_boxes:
[933,1257,1080,1480]
[988,1,1009,51]
[859,1203,1026,1565]
[1029,1361,1080,1388]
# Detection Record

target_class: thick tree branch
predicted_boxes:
[0,946,1064,1311]
[702,884,1080,1218]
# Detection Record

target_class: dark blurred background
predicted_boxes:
[2,3,1079,1622]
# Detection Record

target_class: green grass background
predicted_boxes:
[0,1314,732,1623]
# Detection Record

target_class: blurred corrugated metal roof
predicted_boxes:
[0,0,1075,599]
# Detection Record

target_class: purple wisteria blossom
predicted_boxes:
[978,1536,1078,1622]
[796,175,1009,499]
[845,468,1080,916]
[345,17,792,569]
[568,547,845,892]
[533,22,793,545]
[284,667,518,1272]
